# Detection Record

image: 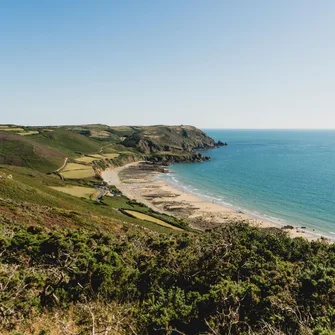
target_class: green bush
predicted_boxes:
[1,222,335,334]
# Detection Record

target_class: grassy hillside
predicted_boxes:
[29,129,103,156]
[0,124,221,172]
[0,125,131,173]
[0,165,187,233]
[0,131,66,172]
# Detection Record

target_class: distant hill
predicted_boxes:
[113,125,217,153]
[0,124,220,172]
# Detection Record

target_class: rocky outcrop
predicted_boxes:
[122,125,218,154]
[216,140,228,147]
[146,152,211,165]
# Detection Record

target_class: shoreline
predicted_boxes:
[161,171,332,241]
[101,162,328,241]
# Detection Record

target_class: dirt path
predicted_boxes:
[55,157,68,172]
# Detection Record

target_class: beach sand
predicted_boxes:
[101,161,318,240]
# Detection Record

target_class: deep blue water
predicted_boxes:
[164,130,335,239]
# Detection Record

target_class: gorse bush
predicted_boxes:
[1,222,335,334]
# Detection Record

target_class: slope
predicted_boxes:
[29,129,103,156]
[0,131,66,172]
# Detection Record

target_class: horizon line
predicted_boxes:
[1,123,335,131]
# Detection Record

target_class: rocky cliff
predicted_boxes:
[119,125,219,154]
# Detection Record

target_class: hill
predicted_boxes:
[0,124,221,172]
[115,125,218,153]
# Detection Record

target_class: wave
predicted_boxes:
[160,170,335,242]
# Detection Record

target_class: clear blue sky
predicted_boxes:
[1,0,335,128]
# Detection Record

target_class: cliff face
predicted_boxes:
[121,125,216,154]
[146,152,211,165]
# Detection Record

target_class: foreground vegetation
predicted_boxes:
[1,219,335,335]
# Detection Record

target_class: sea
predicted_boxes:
[162,130,335,240]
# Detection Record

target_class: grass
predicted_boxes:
[50,185,98,199]
[30,129,102,157]
[0,137,65,172]
[123,210,183,231]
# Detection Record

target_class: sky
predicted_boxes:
[1,0,335,128]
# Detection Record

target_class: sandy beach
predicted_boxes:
[101,161,318,240]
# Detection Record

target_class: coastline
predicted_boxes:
[101,162,324,241]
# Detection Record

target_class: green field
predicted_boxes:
[60,163,96,179]
[124,210,183,230]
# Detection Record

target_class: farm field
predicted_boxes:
[0,127,25,132]
[74,156,99,163]
[61,169,95,179]
[19,131,40,136]
[89,154,104,159]
[75,153,119,162]
[123,210,183,231]
[102,153,119,159]
[60,163,95,179]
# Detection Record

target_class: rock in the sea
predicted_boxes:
[216,140,228,147]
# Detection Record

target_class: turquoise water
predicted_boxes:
[164,130,335,239]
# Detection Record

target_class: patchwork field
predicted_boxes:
[89,154,104,159]
[61,169,96,179]
[60,163,95,179]
[124,210,183,231]
[19,131,40,136]
[102,153,119,159]
[50,185,98,199]
[74,156,99,163]
[0,127,25,132]
[89,130,110,138]
[75,153,120,161]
